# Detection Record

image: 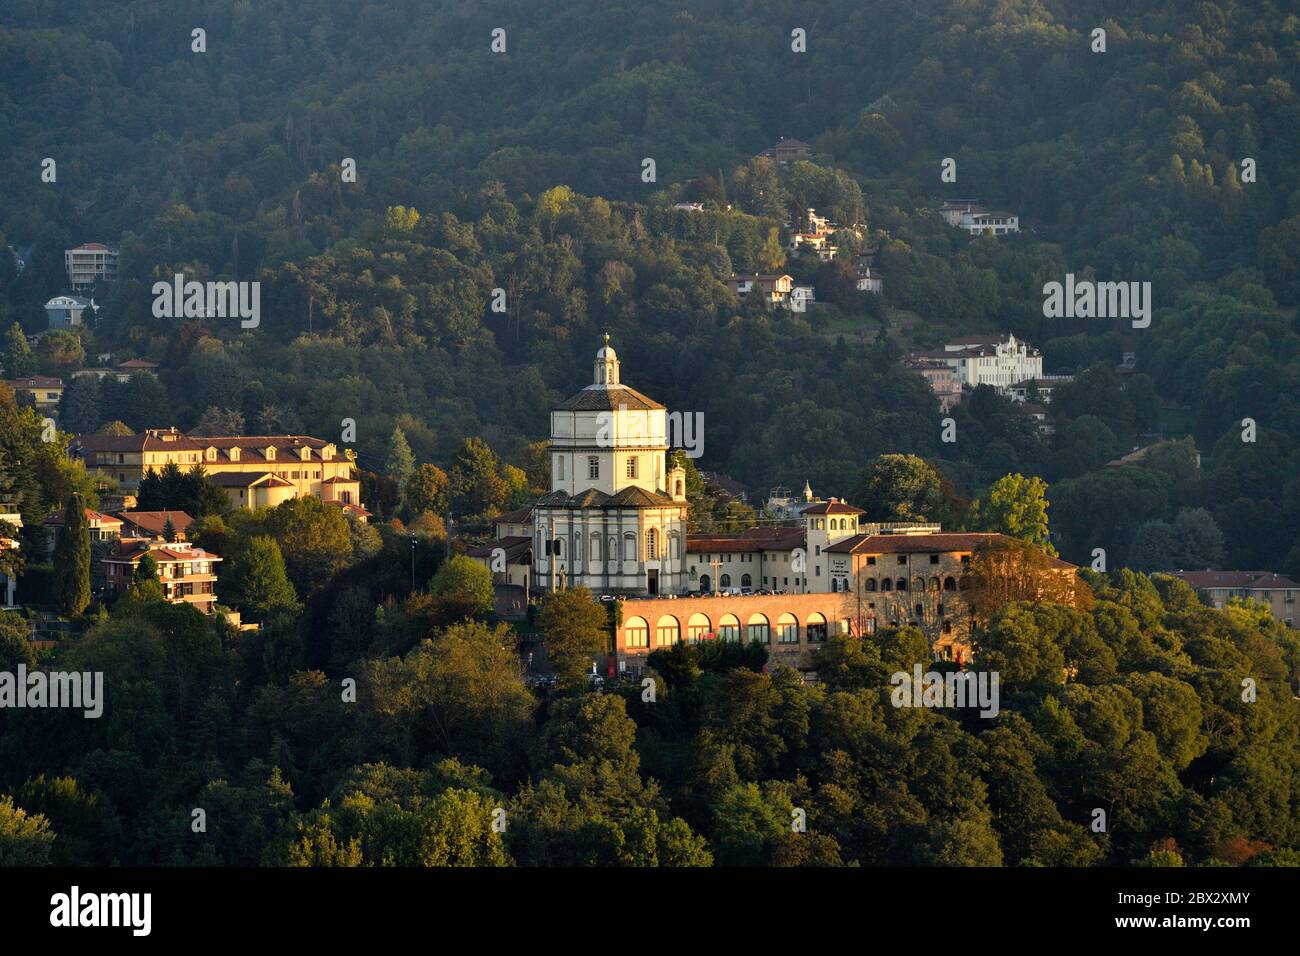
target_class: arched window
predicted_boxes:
[574,534,583,562]
[882,578,893,591]
[741,573,752,588]
[675,479,684,497]
[699,574,711,594]
[719,614,741,642]
[590,532,601,561]
[687,613,711,642]
[776,613,799,644]
[720,574,732,588]
[625,616,649,649]
[897,578,908,591]
[912,577,924,593]
[944,576,957,591]
[866,577,877,592]
[623,533,636,562]
[608,536,617,562]
[806,612,828,643]
[746,613,770,645]
[655,615,680,647]
[647,528,658,559]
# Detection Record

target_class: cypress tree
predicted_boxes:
[53,494,91,615]
[386,426,415,497]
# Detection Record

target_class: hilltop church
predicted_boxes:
[479,336,690,597]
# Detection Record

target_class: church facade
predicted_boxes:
[527,337,689,596]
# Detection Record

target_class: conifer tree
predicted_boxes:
[386,426,415,496]
[3,323,36,377]
[53,494,91,615]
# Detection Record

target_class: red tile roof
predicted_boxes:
[800,499,864,516]
[687,527,806,553]
[1171,571,1300,590]
[826,532,1076,568]
[75,429,343,462]
[326,501,372,519]
[44,507,122,527]
[116,511,194,537]
[6,376,64,389]
[554,384,665,412]
[105,541,220,564]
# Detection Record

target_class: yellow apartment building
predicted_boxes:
[74,428,368,519]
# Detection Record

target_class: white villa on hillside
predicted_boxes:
[939,200,1020,236]
[906,333,1043,395]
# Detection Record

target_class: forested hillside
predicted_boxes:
[1,0,1298,574]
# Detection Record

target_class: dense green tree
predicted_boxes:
[126,553,166,604]
[0,612,36,670]
[537,588,608,687]
[427,554,494,621]
[227,536,300,621]
[36,330,86,376]
[258,496,354,597]
[385,427,415,495]
[0,796,54,866]
[448,437,509,522]
[856,454,961,524]
[57,375,102,436]
[2,324,36,377]
[52,495,91,615]
[968,473,1055,554]
[405,463,449,519]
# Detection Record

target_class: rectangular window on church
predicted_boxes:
[626,457,638,479]
[588,457,599,479]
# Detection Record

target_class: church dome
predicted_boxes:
[592,333,621,386]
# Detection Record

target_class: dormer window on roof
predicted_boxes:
[265,446,276,461]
